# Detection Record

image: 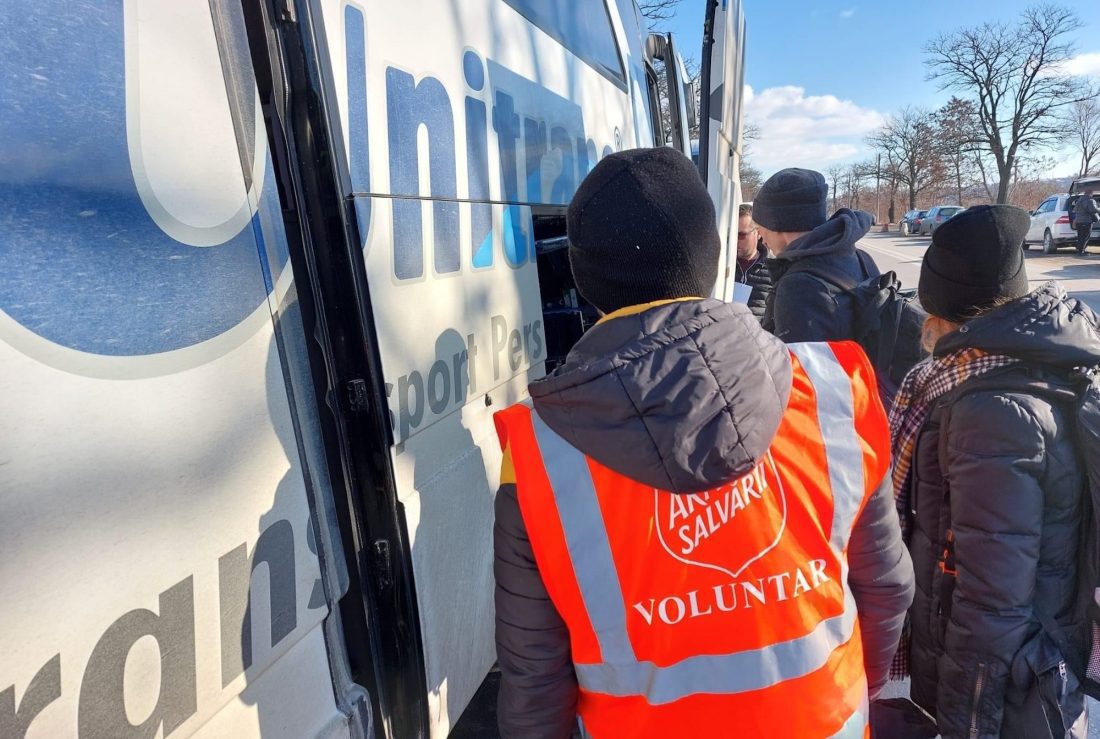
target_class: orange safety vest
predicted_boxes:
[494,341,890,739]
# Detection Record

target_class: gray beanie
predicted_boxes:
[753,168,829,232]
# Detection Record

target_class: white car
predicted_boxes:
[1024,192,1100,253]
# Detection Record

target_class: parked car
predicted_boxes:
[919,205,965,235]
[900,209,927,236]
[1025,191,1100,253]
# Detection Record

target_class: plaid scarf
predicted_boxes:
[887,347,1018,678]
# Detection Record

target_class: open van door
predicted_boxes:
[698,0,747,303]
[1070,176,1100,195]
[644,33,694,159]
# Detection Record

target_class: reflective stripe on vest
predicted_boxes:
[789,342,865,552]
[527,341,868,705]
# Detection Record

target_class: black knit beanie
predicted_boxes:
[919,205,1030,322]
[752,168,829,232]
[566,147,719,314]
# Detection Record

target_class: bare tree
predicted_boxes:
[1067,96,1100,176]
[934,97,983,206]
[743,122,761,147]
[740,160,764,201]
[826,165,846,213]
[867,107,940,209]
[740,122,763,200]
[638,0,682,26]
[844,164,868,210]
[852,159,887,219]
[925,5,1090,203]
[882,158,903,222]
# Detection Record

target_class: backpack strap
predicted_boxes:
[784,259,858,293]
[878,286,908,373]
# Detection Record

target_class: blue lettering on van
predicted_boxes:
[342,6,608,281]
[464,52,495,270]
[345,4,372,253]
[387,67,461,280]
[0,0,287,357]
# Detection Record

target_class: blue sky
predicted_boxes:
[662,1,1100,177]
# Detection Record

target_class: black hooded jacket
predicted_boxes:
[493,299,915,738]
[901,283,1100,738]
[763,209,877,342]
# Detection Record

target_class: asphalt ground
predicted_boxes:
[859,227,1100,312]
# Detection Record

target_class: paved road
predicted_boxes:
[868,227,1100,737]
[859,229,1100,311]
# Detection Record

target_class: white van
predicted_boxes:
[0,1,746,737]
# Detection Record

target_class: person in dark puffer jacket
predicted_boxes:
[734,203,773,321]
[890,205,1095,738]
[755,168,879,342]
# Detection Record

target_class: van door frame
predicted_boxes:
[235,0,429,736]
[645,32,690,157]
[697,0,720,185]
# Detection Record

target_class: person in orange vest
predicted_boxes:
[492,147,915,739]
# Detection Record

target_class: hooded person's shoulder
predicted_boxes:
[936,282,1100,368]
[529,299,793,494]
[779,209,873,261]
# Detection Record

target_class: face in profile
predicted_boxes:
[737,215,758,258]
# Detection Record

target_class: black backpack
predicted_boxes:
[788,250,928,405]
[1036,367,1100,701]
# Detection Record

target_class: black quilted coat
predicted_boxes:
[734,241,773,321]
[901,283,1099,739]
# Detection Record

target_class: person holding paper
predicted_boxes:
[733,203,773,321]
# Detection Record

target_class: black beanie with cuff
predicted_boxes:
[752,168,829,233]
[566,147,720,315]
[918,204,1031,322]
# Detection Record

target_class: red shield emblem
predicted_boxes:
[655,452,787,578]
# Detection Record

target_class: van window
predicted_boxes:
[502,0,626,88]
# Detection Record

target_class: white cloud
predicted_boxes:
[1064,52,1100,77]
[1044,51,1100,78]
[839,7,857,19]
[743,85,885,174]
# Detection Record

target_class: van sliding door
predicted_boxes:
[233,0,430,736]
[698,0,747,303]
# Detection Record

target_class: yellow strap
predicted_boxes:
[595,297,702,325]
[499,443,516,485]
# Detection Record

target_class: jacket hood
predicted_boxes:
[775,208,872,261]
[529,299,793,494]
[935,281,1100,368]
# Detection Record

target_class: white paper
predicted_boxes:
[732,282,753,305]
